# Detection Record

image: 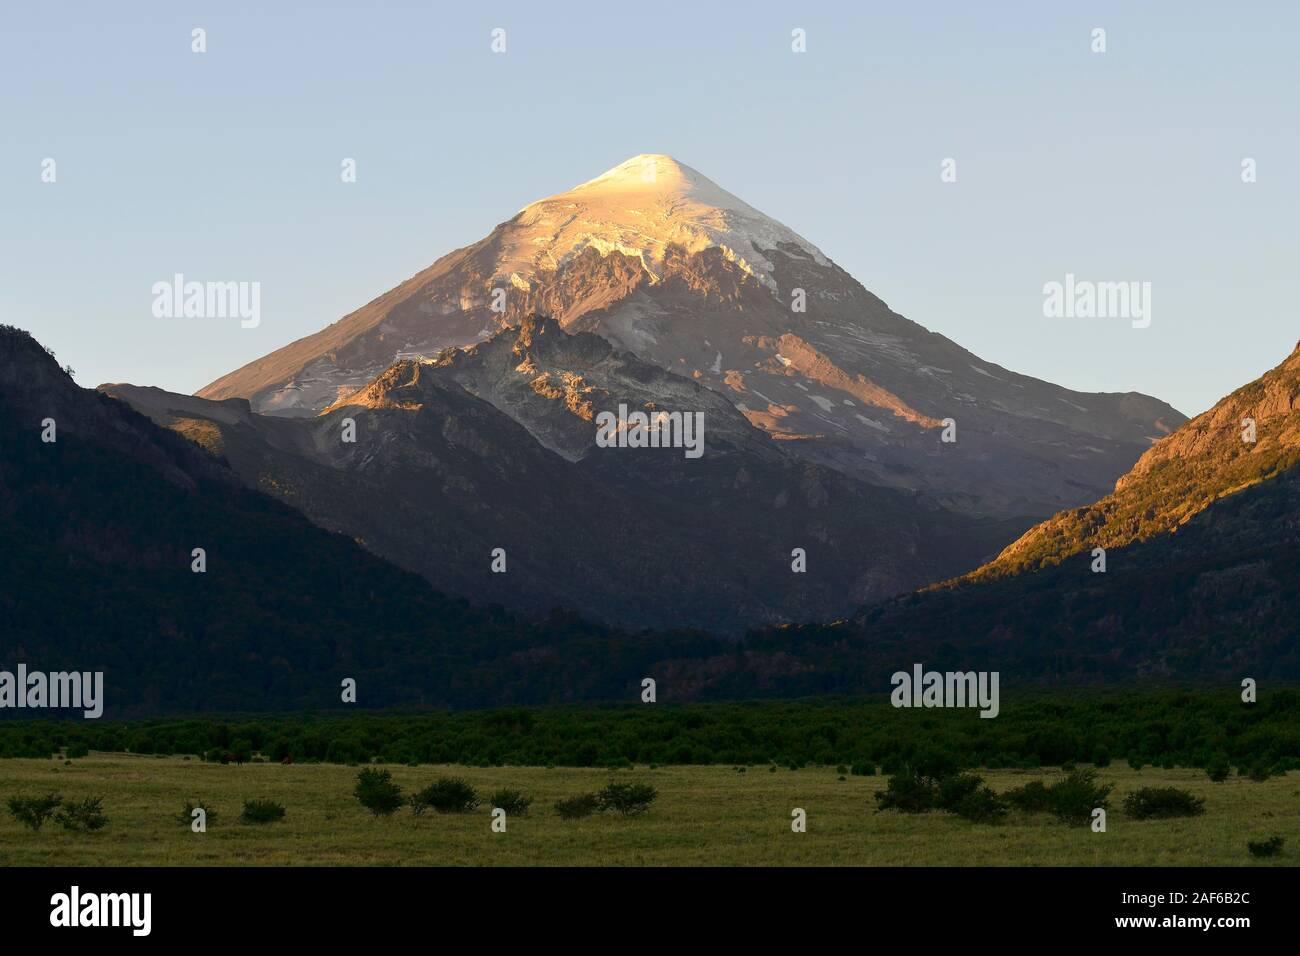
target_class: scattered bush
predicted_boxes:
[240,799,286,824]
[410,777,479,815]
[354,768,404,818]
[7,793,62,831]
[1206,758,1231,783]
[874,772,937,813]
[597,782,657,816]
[1004,780,1052,813]
[850,762,876,777]
[1247,763,1273,782]
[1047,769,1113,827]
[1247,836,1284,858]
[488,788,533,817]
[1002,771,1113,826]
[936,773,983,811]
[554,793,600,819]
[1123,787,1205,820]
[56,796,108,832]
[952,785,1009,824]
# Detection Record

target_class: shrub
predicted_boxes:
[952,785,1008,824]
[354,768,404,818]
[1004,780,1051,813]
[596,782,657,816]
[488,788,533,817]
[850,762,876,777]
[910,748,959,781]
[874,772,937,813]
[1247,763,1273,782]
[7,793,62,831]
[55,796,108,832]
[240,799,286,824]
[410,777,479,815]
[1047,769,1113,826]
[936,773,984,812]
[1247,836,1284,858]
[1206,758,1231,783]
[178,801,217,827]
[1123,787,1205,820]
[554,793,600,819]
[933,772,1007,823]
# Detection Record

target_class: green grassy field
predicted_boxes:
[0,755,1294,866]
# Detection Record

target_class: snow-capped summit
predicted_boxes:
[199,154,1183,519]
[497,154,827,292]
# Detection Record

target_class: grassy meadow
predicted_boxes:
[1,754,1295,866]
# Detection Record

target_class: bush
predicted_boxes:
[874,772,937,813]
[488,788,533,817]
[936,772,983,811]
[952,785,1008,824]
[554,793,600,819]
[1122,787,1205,820]
[178,801,217,827]
[55,796,108,832]
[1247,763,1273,782]
[596,782,657,816]
[1047,769,1113,827]
[7,793,62,831]
[932,773,1007,823]
[850,762,876,777]
[1004,780,1051,813]
[910,748,960,781]
[354,768,404,818]
[240,799,286,824]
[410,777,479,815]
[1206,758,1231,783]
[1247,836,1284,858]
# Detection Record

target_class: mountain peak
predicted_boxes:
[505,154,829,293]
[570,154,744,208]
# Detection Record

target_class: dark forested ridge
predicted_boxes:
[3,324,1300,718]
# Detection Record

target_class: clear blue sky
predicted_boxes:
[2,0,1296,416]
